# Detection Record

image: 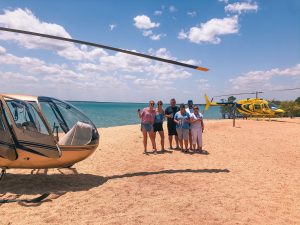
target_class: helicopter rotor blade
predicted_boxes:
[213,92,261,98]
[0,27,209,72]
[268,87,300,92]
[214,87,300,99]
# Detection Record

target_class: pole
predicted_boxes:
[233,103,236,127]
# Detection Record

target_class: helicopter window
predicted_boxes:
[254,104,261,110]
[51,99,94,130]
[5,99,49,135]
[39,101,68,134]
[39,99,94,135]
[244,104,250,110]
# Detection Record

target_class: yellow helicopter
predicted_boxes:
[0,27,209,180]
[204,92,285,117]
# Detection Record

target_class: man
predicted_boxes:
[185,100,194,150]
[165,98,179,149]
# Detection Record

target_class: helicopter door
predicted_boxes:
[0,101,17,160]
[1,97,61,159]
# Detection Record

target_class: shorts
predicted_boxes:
[167,122,177,136]
[141,123,153,132]
[153,123,163,132]
[176,128,189,140]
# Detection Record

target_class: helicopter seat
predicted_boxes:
[58,121,93,146]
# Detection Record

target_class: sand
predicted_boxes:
[1,118,300,225]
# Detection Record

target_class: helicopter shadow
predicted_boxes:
[0,167,229,206]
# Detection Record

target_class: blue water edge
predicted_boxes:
[69,101,222,128]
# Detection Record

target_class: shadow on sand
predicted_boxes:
[0,168,230,206]
[269,119,300,125]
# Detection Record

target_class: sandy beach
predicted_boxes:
[1,118,300,225]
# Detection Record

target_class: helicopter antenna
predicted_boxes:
[0,27,209,72]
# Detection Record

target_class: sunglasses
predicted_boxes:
[150,103,155,105]
[157,103,163,105]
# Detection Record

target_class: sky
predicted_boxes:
[0,0,299,103]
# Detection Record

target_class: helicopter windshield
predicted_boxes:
[268,103,278,110]
[4,99,49,135]
[38,97,96,135]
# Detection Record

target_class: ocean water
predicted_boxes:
[69,102,222,128]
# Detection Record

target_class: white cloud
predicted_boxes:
[124,75,136,80]
[0,8,107,61]
[218,0,229,4]
[142,30,153,37]
[196,78,211,90]
[109,24,116,31]
[77,47,195,81]
[77,51,151,73]
[178,16,239,44]
[225,2,258,14]
[230,64,300,91]
[169,6,177,13]
[0,45,84,79]
[133,15,160,29]
[0,71,39,82]
[154,10,162,16]
[149,33,166,41]
[180,59,201,65]
[134,78,173,89]
[146,63,192,80]
[0,45,6,54]
[187,11,197,17]
[142,30,165,41]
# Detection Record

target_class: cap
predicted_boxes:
[187,100,193,105]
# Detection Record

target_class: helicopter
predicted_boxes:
[0,27,209,179]
[204,92,285,117]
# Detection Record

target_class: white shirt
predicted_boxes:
[185,107,194,116]
[190,112,203,130]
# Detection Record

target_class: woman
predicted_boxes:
[138,100,157,153]
[153,100,165,151]
[190,105,204,151]
[174,104,190,152]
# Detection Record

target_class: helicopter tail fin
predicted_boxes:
[205,94,212,111]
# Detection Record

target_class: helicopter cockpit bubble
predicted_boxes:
[38,97,99,145]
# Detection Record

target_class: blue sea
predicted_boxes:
[69,102,222,128]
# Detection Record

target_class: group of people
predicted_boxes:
[137,98,204,154]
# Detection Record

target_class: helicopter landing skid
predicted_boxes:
[0,168,6,182]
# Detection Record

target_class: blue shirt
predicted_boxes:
[154,111,164,123]
[174,111,190,129]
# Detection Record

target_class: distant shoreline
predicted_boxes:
[67,100,206,105]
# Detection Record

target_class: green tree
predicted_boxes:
[280,101,300,118]
[295,97,300,104]
[220,96,237,119]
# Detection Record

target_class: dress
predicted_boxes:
[190,112,203,146]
